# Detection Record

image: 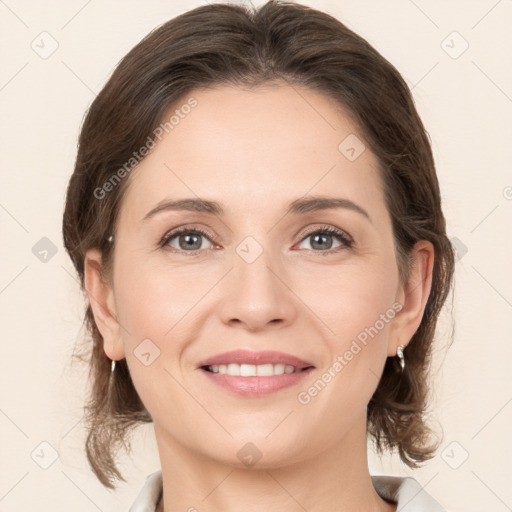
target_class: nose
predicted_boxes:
[218,247,298,332]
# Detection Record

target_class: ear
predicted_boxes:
[84,248,125,361]
[387,240,435,356]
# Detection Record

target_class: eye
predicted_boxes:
[295,225,353,254]
[160,226,217,254]
[159,224,353,255]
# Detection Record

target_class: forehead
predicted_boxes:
[119,83,386,224]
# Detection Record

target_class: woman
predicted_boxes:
[62,1,455,510]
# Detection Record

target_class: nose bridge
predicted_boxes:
[219,233,296,330]
[236,239,277,289]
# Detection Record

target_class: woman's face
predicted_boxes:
[88,82,429,468]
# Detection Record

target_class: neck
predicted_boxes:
[153,415,396,512]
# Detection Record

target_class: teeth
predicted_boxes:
[208,363,301,376]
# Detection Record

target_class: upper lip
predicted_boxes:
[197,350,314,369]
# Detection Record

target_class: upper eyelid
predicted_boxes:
[162,224,217,242]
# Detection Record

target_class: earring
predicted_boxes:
[107,235,114,243]
[108,359,116,395]
[396,344,405,372]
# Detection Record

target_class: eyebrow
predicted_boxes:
[142,195,371,223]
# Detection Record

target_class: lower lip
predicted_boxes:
[199,367,315,396]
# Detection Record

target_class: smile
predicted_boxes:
[204,363,307,376]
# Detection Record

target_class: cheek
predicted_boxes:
[293,257,398,342]
[298,269,397,432]
[113,254,210,344]
[294,256,398,405]
[112,257,208,419]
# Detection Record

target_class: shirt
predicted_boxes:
[128,470,448,511]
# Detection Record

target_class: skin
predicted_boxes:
[85,82,434,512]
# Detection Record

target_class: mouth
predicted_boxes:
[196,349,314,372]
[201,363,313,376]
[196,350,315,395]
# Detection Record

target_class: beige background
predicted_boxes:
[1,0,511,511]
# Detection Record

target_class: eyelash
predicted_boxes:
[159,224,354,256]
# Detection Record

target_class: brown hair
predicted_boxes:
[62,0,455,489]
